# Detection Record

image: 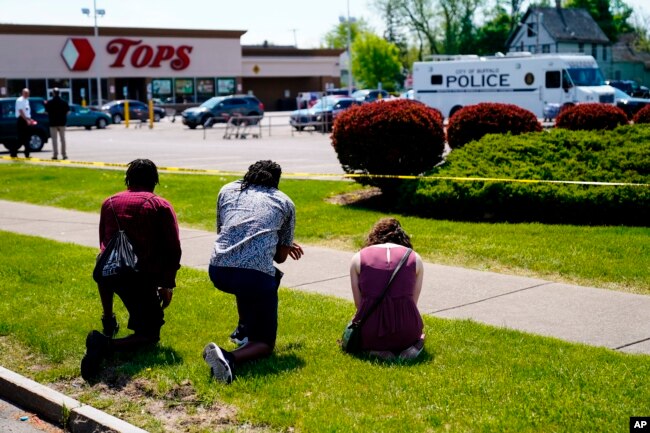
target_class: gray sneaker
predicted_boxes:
[202,342,233,384]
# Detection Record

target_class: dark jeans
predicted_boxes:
[209,265,282,347]
[12,117,30,157]
[100,274,164,340]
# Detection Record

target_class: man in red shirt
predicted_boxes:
[81,159,182,381]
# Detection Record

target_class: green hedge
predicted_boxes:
[400,125,650,225]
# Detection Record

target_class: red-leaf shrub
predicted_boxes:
[633,105,650,124]
[331,99,445,194]
[555,103,628,130]
[446,103,542,149]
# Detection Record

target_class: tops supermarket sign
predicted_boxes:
[61,37,193,71]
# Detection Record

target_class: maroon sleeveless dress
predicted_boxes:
[355,245,424,352]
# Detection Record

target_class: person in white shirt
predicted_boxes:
[14,88,36,158]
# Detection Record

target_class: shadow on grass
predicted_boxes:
[87,344,183,387]
[350,349,434,367]
[235,352,306,380]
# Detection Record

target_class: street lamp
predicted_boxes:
[82,1,105,106]
[339,2,356,96]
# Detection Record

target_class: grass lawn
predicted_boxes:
[0,163,648,294]
[0,231,648,433]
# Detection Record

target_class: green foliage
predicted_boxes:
[323,19,371,49]
[555,103,629,130]
[351,32,404,91]
[331,99,445,193]
[403,125,650,225]
[446,102,542,149]
[2,232,650,433]
[474,6,514,55]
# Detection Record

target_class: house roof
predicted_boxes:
[506,7,609,47]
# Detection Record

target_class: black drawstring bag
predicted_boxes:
[93,197,139,284]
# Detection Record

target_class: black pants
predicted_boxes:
[12,117,30,157]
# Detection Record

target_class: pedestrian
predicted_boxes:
[347,218,425,360]
[45,88,69,160]
[81,158,182,381]
[203,160,304,384]
[13,88,37,158]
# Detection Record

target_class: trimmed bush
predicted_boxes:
[399,125,650,225]
[446,103,542,149]
[331,99,445,194]
[555,103,628,131]
[633,105,650,124]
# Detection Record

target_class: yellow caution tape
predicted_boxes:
[2,155,649,187]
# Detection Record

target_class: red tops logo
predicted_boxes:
[107,38,193,70]
[61,38,193,71]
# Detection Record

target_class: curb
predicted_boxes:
[0,366,147,433]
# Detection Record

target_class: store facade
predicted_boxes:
[0,24,343,111]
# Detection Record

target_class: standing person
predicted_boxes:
[204,160,304,384]
[81,159,182,381]
[13,88,37,158]
[348,218,425,360]
[45,88,69,160]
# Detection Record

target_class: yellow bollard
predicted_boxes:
[148,100,154,129]
[81,99,86,108]
[124,100,130,128]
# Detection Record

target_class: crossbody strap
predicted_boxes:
[355,247,412,326]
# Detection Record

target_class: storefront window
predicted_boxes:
[197,78,215,102]
[217,78,236,95]
[27,79,47,98]
[175,78,194,103]
[7,79,26,97]
[152,79,173,103]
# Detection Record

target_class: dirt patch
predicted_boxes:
[50,376,267,432]
[326,187,383,206]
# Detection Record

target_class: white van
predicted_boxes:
[412,52,615,118]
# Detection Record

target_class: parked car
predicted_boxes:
[0,97,49,153]
[289,95,347,131]
[100,100,166,124]
[181,95,264,129]
[331,97,363,121]
[613,88,650,119]
[352,89,390,103]
[67,104,112,129]
[606,80,650,98]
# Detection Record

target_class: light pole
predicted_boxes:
[339,1,355,96]
[82,0,105,106]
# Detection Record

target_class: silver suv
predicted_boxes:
[181,95,264,129]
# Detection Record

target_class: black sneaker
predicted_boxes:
[80,330,110,381]
[101,314,120,338]
[202,342,234,384]
[229,324,248,346]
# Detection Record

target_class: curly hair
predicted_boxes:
[364,217,412,248]
[125,158,159,190]
[241,160,282,190]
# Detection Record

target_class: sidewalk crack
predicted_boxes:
[432,282,554,314]
[614,337,650,351]
[290,274,349,288]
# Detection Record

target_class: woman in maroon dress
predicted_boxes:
[349,218,425,359]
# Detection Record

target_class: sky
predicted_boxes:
[0,0,648,48]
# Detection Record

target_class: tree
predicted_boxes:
[351,33,403,91]
[475,5,515,55]
[374,0,411,70]
[323,19,371,49]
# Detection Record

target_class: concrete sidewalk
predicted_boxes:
[1,199,649,355]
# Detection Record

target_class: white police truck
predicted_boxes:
[412,52,615,118]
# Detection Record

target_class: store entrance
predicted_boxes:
[115,78,146,102]
[47,88,72,104]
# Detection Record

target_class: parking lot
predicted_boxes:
[1,112,345,176]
